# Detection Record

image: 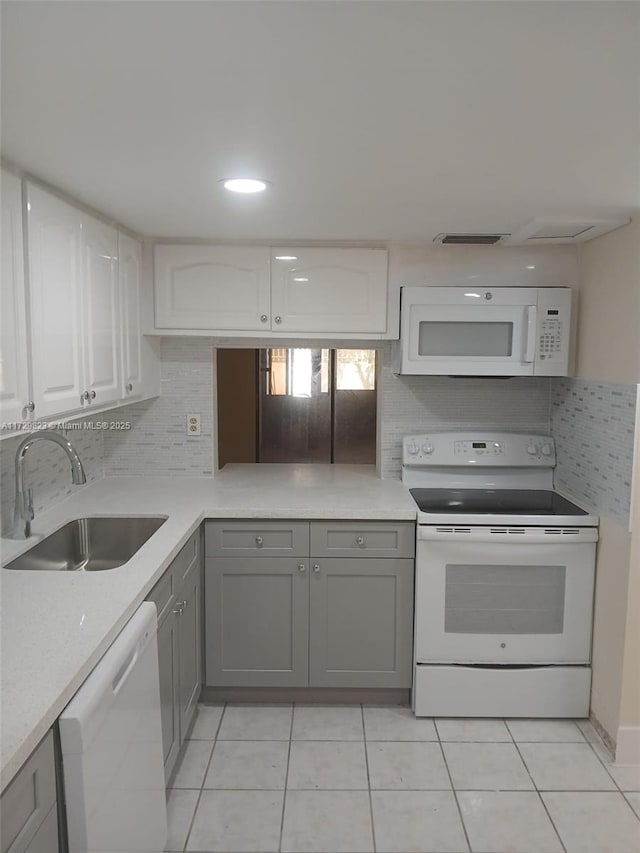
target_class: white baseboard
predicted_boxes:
[615,726,640,765]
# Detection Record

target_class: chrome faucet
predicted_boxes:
[13,430,87,539]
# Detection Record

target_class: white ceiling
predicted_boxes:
[2,1,639,242]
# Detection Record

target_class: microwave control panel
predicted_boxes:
[534,289,571,376]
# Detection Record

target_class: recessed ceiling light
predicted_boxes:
[293,277,309,282]
[221,178,270,194]
[526,265,536,270]
[275,255,298,261]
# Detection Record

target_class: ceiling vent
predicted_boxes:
[433,233,510,245]
[504,216,630,246]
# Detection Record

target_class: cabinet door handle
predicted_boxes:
[274,316,282,324]
[181,599,188,609]
[90,390,96,400]
[356,536,365,546]
[255,535,263,547]
[25,401,35,413]
[260,314,268,323]
[126,383,133,392]
[82,391,90,402]
[298,563,306,573]
[172,605,184,615]
[313,563,320,573]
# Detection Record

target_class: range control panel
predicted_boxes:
[402,432,556,467]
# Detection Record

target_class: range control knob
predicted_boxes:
[421,443,434,455]
[526,442,539,455]
[407,441,419,456]
[540,443,553,456]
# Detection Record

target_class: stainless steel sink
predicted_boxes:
[4,516,168,571]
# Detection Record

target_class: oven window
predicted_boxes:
[418,322,513,357]
[444,564,566,634]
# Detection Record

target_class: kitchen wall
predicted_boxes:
[101,243,577,478]
[379,363,550,479]
[556,217,640,759]
[550,379,636,526]
[103,338,215,477]
[100,340,554,480]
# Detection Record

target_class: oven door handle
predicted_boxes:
[417,527,598,544]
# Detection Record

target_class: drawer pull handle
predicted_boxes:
[313,563,320,573]
[298,563,306,573]
[255,536,263,547]
[356,536,365,546]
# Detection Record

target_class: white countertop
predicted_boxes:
[0,465,416,791]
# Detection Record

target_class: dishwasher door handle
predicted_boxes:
[112,644,141,694]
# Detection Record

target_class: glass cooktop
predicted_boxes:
[409,488,589,516]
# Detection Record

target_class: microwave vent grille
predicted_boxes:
[433,233,508,245]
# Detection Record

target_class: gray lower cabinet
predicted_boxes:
[177,555,203,733]
[147,530,202,782]
[0,731,59,853]
[309,557,414,687]
[205,520,415,690]
[156,608,180,776]
[205,557,309,686]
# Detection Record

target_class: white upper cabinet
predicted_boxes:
[0,170,31,424]
[119,233,144,398]
[119,233,160,402]
[270,248,388,334]
[154,245,271,330]
[27,184,85,419]
[152,244,389,338]
[82,215,120,408]
[26,183,124,420]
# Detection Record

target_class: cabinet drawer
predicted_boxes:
[205,521,309,557]
[1,732,56,853]
[310,521,415,558]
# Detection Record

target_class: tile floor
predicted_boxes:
[166,704,640,853]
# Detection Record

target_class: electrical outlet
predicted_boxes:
[187,413,201,436]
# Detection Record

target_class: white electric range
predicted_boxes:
[402,431,599,718]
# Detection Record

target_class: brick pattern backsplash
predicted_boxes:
[379,344,552,479]
[3,343,634,532]
[103,337,215,477]
[102,339,552,481]
[550,378,637,525]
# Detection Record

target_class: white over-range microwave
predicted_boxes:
[393,286,572,376]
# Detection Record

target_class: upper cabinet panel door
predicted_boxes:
[82,216,120,408]
[271,248,388,334]
[27,185,84,419]
[154,245,271,330]
[0,170,31,424]
[119,233,144,399]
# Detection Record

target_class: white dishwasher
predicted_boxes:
[59,602,167,852]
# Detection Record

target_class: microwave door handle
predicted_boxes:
[524,305,537,363]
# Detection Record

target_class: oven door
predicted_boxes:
[415,526,597,664]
